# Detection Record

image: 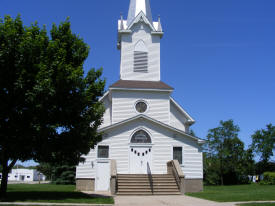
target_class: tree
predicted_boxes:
[51,165,76,185]
[205,120,253,185]
[36,163,53,181]
[0,16,105,197]
[251,124,275,164]
[189,129,196,136]
[206,120,240,185]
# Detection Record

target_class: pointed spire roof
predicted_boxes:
[127,0,153,26]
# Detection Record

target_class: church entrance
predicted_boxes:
[129,146,152,174]
[129,130,152,174]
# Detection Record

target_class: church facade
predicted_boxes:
[76,0,204,194]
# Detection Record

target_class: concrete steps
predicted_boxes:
[117,174,181,195]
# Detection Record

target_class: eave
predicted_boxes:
[98,114,205,144]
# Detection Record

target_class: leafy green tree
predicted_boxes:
[255,161,275,175]
[205,120,253,185]
[206,120,240,185]
[36,163,53,181]
[251,124,275,163]
[0,16,105,197]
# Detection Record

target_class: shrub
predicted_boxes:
[262,172,275,185]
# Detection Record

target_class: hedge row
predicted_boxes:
[262,172,275,185]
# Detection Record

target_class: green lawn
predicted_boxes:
[186,184,275,202]
[239,203,275,206]
[1,184,114,204]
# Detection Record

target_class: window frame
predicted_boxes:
[130,129,152,144]
[134,100,148,114]
[97,145,110,159]
[172,146,183,165]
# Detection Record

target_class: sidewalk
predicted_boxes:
[0,203,112,206]
[1,196,275,206]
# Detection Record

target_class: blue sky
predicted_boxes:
[1,0,275,165]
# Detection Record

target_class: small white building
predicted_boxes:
[76,0,204,195]
[0,169,45,182]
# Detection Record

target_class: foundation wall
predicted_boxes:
[184,179,203,193]
[76,178,95,192]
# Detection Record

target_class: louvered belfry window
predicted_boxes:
[134,40,148,72]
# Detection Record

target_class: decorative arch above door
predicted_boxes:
[131,130,152,144]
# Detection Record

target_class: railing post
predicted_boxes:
[167,160,185,194]
[110,160,117,195]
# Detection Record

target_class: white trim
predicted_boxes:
[128,144,153,174]
[99,91,109,102]
[171,145,184,166]
[95,159,110,191]
[127,11,156,32]
[134,99,149,115]
[129,127,153,144]
[170,97,195,124]
[96,145,110,159]
[98,114,205,144]
[110,87,173,92]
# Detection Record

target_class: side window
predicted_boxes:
[134,40,148,72]
[173,147,183,165]
[97,146,109,158]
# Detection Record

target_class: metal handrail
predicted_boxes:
[147,162,154,194]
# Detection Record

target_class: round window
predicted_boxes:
[135,101,147,113]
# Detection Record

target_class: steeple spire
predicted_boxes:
[127,0,153,26]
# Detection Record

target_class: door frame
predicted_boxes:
[128,144,153,174]
[95,159,110,191]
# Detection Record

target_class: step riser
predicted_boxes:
[116,174,180,195]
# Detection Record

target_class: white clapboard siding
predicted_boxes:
[76,149,96,178]
[99,97,112,129]
[120,22,161,81]
[112,90,170,125]
[76,118,203,179]
[170,101,188,132]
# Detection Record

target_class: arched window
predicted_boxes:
[131,130,152,144]
[134,40,148,72]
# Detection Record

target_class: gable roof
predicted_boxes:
[127,0,153,26]
[127,11,156,31]
[170,97,195,125]
[98,114,205,144]
[110,80,174,91]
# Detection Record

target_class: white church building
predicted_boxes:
[76,0,204,195]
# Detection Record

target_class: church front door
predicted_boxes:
[129,146,152,174]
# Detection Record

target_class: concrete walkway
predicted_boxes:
[0,203,111,206]
[114,195,275,206]
[1,196,275,206]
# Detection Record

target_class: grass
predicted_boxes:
[1,184,114,204]
[186,184,275,202]
[238,203,275,206]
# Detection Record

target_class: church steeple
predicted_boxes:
[117,0,163,82]
[127,0,153,26]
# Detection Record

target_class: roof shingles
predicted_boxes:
[110,80,174,90]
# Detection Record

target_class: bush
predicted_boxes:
[51,165,76,185]
[262,172,275,185]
